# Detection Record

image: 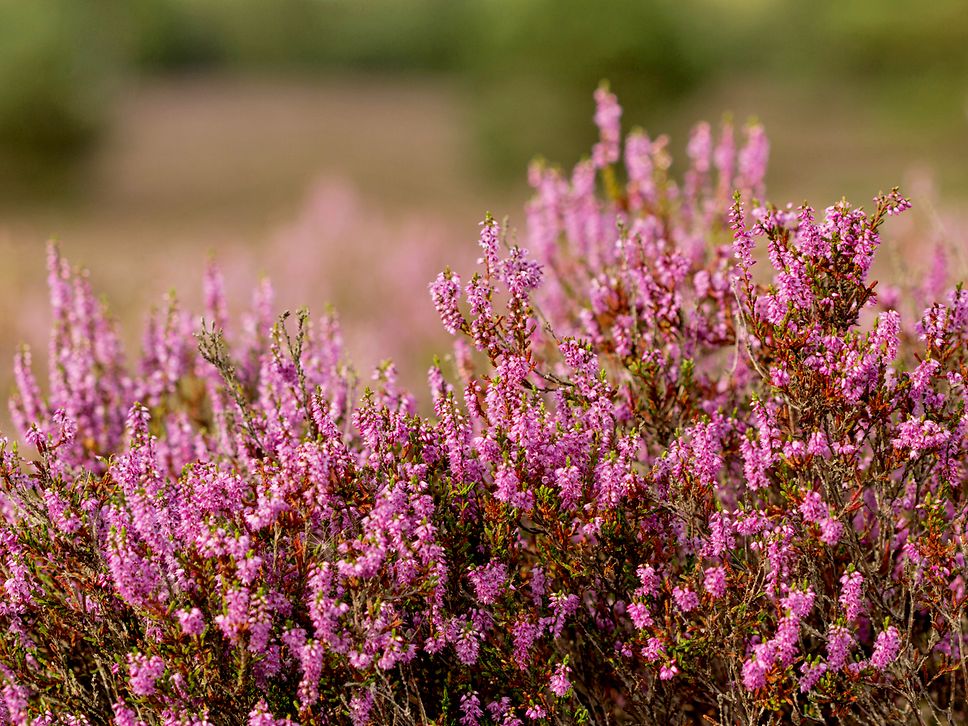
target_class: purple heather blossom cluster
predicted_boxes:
[1,86,967,725]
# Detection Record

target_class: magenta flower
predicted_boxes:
[839,571,865,622]
[127,654,164,698]
[870,626,901,671]
[549,663,572,697]
[430,270,465,335]
[826,625,856,672]
[799,491,828,523]
[659,662,679,681]
[704,567,727,599]
[468,561,508,606]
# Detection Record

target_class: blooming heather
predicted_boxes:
[548,663,571,698]
[870,626,902,671]
[1,90,967,725]
[703,566,727,599]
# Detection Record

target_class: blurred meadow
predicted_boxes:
[1,0,967,424]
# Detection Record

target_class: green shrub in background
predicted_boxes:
[0,0,117,188]
[0,0,965,189]
[456,0,716,175]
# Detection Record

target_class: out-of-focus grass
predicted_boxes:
[4,0,966,184]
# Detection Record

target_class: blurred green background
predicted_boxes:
[1,0,967,195]
[0,0,966,409]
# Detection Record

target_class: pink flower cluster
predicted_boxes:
[1,87,966,724]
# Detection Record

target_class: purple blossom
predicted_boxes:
[799,661,827,693]
[468,561,508,606]
[460,692,483,726]
[879,188,912,216]
[176,608,205,637]
[349,689,374,726]
[799,491,827,523]
[781,588,816,620]
[641,637,666,663]
[549,663,572,697]
[511,617,542,669]
[248,700,293,725]
[501,246,543,297]
[659,662,679,681]
[454,623,481,666]
[592,85,621,168]
[730,198,756,276]
[893,418,951,457]
[635,565,660,598]
[742,653,770,691]
[430,271,465,335]
[820,517,844,545]
[628,601,654,629]
[704,567,727,599]
[706,512,735,557]
[672,586,699,613]
[826,625,855,672]
[478,215,501,274]
[548,592,580,638]
[870,626,901,671]
[773,616,802,666]
[524,705,546,720]
[554,465,583,510]
[839,571,865,622]
[738,124,769,197]
[127,654,165,697]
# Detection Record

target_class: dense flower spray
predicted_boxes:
[1,86,967,724]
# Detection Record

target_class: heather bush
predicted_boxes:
[2,88,967,725]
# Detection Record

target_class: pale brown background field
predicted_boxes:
[1,59,967,434]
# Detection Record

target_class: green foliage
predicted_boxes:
[1,0,966,186]
[0,0,116,183]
